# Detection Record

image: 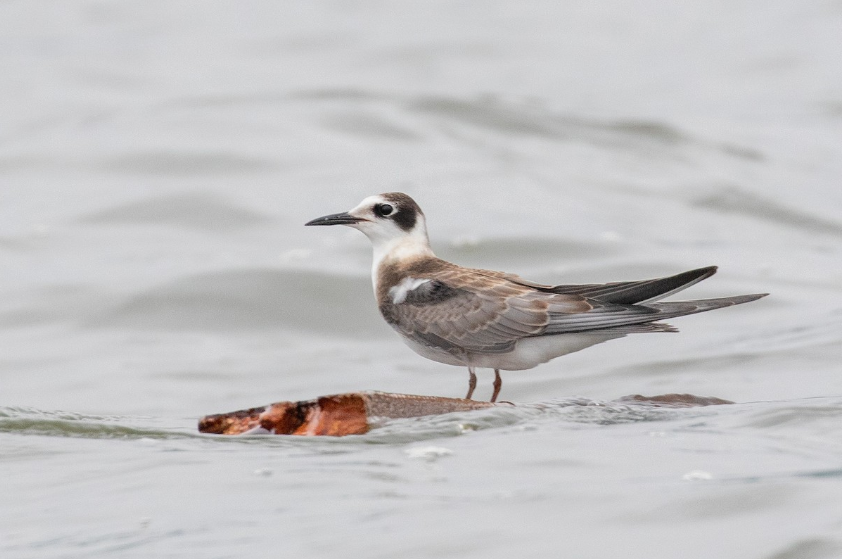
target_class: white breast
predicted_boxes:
[467,333,624,370]
[394,330,625,371]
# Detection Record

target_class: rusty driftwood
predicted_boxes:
[198,391,732,437]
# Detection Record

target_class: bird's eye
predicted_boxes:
[374,203,394,217]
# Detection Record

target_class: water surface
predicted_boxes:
[2,2,841,558]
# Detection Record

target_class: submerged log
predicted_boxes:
[199,392,496,436]
[198,391,732,437]
[615,393,734,407]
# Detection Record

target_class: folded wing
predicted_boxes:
[379,264,766,357]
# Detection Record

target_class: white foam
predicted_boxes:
[405,446,453,460]
[682,470,713,481]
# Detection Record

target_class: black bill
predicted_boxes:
[305,212,366,226]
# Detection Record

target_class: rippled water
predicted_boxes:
[2,2,842,558]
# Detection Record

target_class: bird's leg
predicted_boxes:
[490,369,502,403]
[465,366,477,400]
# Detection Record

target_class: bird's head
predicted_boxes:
[306,192,430,254]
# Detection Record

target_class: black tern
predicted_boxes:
[307,192,767,402]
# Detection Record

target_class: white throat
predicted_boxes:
[369,231,434,293]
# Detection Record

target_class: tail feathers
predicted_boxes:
[541,292,767,336]
[647,293,769,317]
[603,322,679,334]
[600,293,767,335]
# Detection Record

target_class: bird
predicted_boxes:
[305,192,767,402]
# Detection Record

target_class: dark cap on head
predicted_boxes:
[381,192,423,232]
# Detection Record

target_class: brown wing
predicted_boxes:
[474,266,720,305]
[546,266,718,304]
[379,266,592,355]
[377,259,761,358]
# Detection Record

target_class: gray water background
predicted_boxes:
[2,1,842,557]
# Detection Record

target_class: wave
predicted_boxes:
[85,268,385,335]
[78,192,274,231]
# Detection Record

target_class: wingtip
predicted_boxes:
[681,265,718,283]
[730,293,769,305]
